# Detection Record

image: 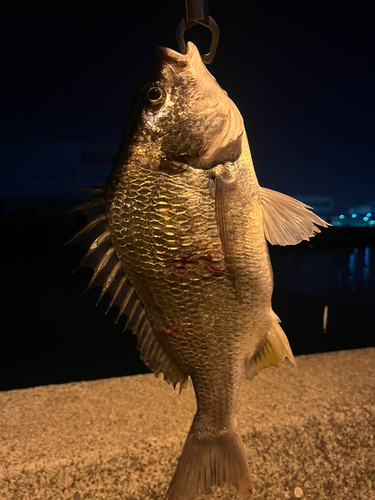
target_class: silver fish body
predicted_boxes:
[70,42,329,499]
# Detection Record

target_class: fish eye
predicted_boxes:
[146,86,166,106]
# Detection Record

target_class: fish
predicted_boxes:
[68,42,329,499]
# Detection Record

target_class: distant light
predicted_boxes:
[339,214,345,219]
[367,213,372,217]
[363,217,369,221]
[352,213,357,218]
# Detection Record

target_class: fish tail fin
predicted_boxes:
[168,418,253,500]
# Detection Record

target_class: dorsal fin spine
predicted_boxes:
[66,214,107,245]
[106,275,127,314]
[136,318,149,348]
[131,307,146,334]
[96,261,122,306]
[124,298,141,331]
[85,247,115,291]
[71,198,106,212]
[80,230,111,266]
[115,286,135,324]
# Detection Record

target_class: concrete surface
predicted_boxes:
[0,348,374,500]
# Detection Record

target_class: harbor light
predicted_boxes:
[352,213,357,218]
[339,214,345,219]
[367,213,372,217]
[363,217,369,221]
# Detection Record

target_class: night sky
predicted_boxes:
[1,0,374,213]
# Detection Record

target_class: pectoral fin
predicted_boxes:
[245,312,296,380]
[214,174,244,298]
[214,175,237,273]
[260,187,330,246]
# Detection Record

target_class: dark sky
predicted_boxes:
[1,0,374,213]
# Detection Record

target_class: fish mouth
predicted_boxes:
[156,43,200,76]
[156,42,244,170]
[174,133,243,170]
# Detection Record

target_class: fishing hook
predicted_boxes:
[176,0,220,64]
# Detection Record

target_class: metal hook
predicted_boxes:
[176,0,220,64]
[185,0,209,23]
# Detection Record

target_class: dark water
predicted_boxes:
[1,215,374,391]
[270,242,374,356]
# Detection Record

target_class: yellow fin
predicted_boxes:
[245,312,296,380]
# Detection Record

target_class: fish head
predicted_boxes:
[138,42,244,169]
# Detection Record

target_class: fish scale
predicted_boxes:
[69,41,329,500]
[107,135,272,449]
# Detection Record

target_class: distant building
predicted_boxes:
[331,202,375,227]
[348,203,375,215]
[0,142,117,215]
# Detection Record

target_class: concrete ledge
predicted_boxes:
[1,348,374,500]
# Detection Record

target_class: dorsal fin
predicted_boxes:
[67,187,188,391]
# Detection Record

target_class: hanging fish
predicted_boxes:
[68,42,328,499]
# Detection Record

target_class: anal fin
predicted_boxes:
[245,312,296,380]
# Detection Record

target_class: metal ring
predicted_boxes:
[176,16,220,64]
